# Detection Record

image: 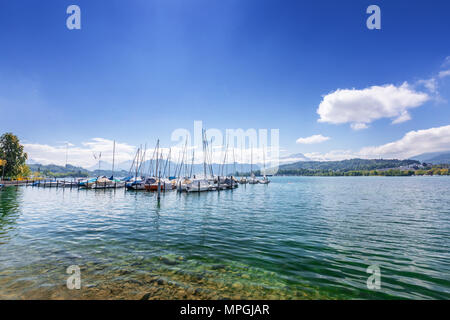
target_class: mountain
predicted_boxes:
[280,153,310,163]
[277,158,420,172]
[422,153,450,164]
[29,163,89,176]
[87,160,112,171]
[26,158,40,165]
[411,151,450,164]
[29,163,128,178]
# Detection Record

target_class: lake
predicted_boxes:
[0,176,449,299]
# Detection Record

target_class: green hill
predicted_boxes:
[278,158,420,172]
[28,163,128,178]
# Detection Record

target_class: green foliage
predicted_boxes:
[0,133,28,178]
[278,158,420,172]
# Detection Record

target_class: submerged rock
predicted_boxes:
[232,282,244,290]
[160,257,178,266]
[211,264,226,270]
[140,293,151,300]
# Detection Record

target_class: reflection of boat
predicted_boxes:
[0,184,4,190]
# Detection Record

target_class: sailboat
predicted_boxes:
[186,179,211,192]
[87,141,125,189]
[186,129,213,192]
[248,145,259,184]
[259,146,270,184]
[239,146,247,184]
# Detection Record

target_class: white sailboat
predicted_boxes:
[248,146,259,184]
[259,146,270,184]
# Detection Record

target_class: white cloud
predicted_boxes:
[317,83,429,129]
[296,134,330,144]
[442,56,450,68]
[24,138,137,168]
[438,70,450,79]
[303,125,450,161]
[350,123,369,130]
[359,125,450,159]
[416,78,438,93]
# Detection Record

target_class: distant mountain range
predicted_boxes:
[411,151,450,164]
[279,153,311,163]
[28,163,128,178]
[27,150,450,178]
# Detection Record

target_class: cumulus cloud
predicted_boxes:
[317,83,430,129]
[296,134,330,144]
[359,125,450,159]
[303,125,450,161]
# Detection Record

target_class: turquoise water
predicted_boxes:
[0,176,449,299]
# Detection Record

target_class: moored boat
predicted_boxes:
[186,179,211,192]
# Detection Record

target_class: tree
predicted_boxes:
[0,133,28,179]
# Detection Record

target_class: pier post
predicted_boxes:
[157,180,161,200]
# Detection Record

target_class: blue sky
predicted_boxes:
[0,0,449,166]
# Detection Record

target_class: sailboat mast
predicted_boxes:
[65,142,69,168]
[168,148,171,177]
[233,147,236,176]
[263,145,266,177]
[203,130,207,178]
[112,140,116,178]
[250,145,253,176]
[135,148,140,181]
[190,150,194,177]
